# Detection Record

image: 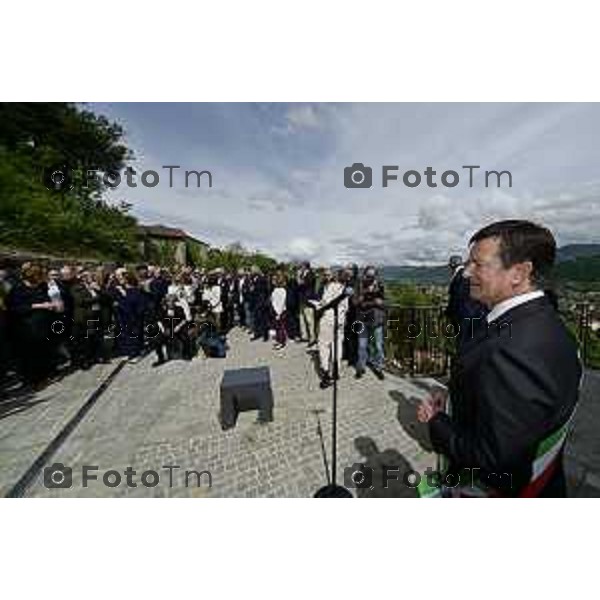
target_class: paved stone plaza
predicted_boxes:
[0,329,440,497]
[1,328,598,497]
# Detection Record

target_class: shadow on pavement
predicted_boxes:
[388,389,434,452]
[351,436,418,497]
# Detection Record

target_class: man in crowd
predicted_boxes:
[250,267,271,342]
[297,262,317,346]
[60,265,96,369]
[234,268,247,328]
[0,269,10,379]
[312,269,348,389]
[354,266,385,380]
[417,220,582,497]
[342,264,359,367]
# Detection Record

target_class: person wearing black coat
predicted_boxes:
[112,271,146,360]
[418,220,582,497]
[152,294,194,365]
[285,272,300,341]
[250,271,271,341]
[0,268,14,379]
[6,264,56,386]
[60,266,96,369]
[342,264,359,366]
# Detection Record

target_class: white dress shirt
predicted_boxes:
[486,290,545,324]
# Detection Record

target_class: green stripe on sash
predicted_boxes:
[417,477,442,498]
[536,422,569,458]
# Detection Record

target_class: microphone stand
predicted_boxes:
[313,291,353,498]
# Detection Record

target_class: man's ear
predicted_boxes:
[513,261,533,285]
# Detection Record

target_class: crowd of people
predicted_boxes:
[0,260,387,392]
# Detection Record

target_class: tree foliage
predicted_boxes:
[0,103,280,268]
[0,103,138,260]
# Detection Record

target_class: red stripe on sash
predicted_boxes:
[519,455,560,498]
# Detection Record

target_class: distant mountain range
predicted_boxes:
[383,243,600,284]
[556,244,600,262]
[382,265,449,285]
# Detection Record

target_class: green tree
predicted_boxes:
[0,103,139,261]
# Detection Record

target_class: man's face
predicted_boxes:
[60,267,74,281]
[464,237,520,308]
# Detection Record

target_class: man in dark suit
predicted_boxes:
[418,220,582,497]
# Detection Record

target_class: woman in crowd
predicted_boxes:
[6,263,57,387]
[114,271,145,361]
[202,273,223,333]
[270,272,287,350]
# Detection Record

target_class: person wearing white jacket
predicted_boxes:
[311,270,348,388]
[270,273,287,350]
[167,274,195,305]
[202,274,223,332]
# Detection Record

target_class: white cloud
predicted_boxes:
[285,237,321,261]
[284,104,321,131]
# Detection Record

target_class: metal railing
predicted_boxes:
[384,304,453,377]
[574,302,599,369]
[383,302,600,376]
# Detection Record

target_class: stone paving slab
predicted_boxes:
[13,329,438,498]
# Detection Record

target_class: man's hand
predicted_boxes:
[32,301,54,310]
[417,388,448,423]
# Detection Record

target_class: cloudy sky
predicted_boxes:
[88,103,600,265]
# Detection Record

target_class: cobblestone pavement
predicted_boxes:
[1,328,438,497]
[564,369,600,497]
[2,328,597,497]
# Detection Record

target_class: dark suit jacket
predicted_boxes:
[429,295,581,496]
